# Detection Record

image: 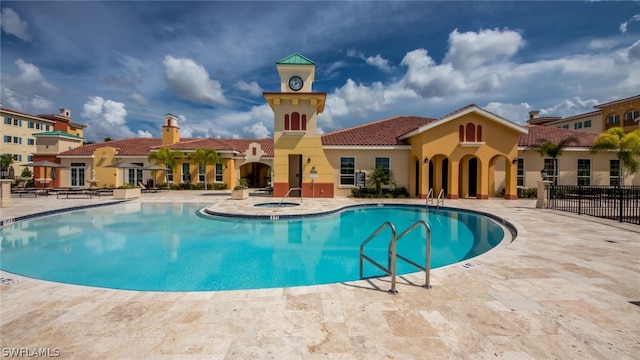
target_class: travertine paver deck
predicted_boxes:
[1,191,639,359]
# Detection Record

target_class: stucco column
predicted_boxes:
[536,180,551,208]
[448,160,459,199]
[1,179,12,208]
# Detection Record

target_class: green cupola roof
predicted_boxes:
[276,53,315,65]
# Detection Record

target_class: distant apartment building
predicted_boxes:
[0,107,85,177]
[534,94,640,133]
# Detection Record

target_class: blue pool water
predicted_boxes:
[0,203,505,291]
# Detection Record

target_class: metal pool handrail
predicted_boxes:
[278,187,303,207]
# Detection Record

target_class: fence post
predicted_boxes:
[578,185,582,215]
[618,186,623,223]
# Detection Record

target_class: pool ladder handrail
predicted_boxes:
[278,187,303,207]
[359,220,432,294]
[426,188,445,208]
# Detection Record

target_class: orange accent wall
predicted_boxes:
[302,182,334,198]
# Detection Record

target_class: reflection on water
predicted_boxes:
[0,203,504,291]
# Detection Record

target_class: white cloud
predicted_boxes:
[137,130,153,138]
[401,48,468,97]
[443,28,524,70]
[234,80,263,96]
[176,114,194,138]
[81,96,136,140]
[627,40,640,62]
[163,55,229,106]
[346,49,392,72]
[619,14,640,33]
[484,101,533,124]
[243,121,270,138]
[127,93,148,106]
[365,54,392,72]
[0,8,31,42]
[15,59,58,92]
[539,97,600,118]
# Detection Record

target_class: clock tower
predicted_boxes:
[264,53,333,198]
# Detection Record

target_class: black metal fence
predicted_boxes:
[546,185,640,225]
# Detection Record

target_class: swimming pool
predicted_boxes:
[0,202,506,291]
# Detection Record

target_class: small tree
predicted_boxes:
[190,148,220,190]
[529,136,578,185]
[0,154,13,179]
[20,167,33,179]
[590,127,640,186]
[367,167,396,197]
[148,148,183,189]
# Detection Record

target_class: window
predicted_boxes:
[70,162,86,187]
[46,125,50,131]
[284,112,307,131]
[27,138,35,146]
[128,163,143,185]
[182,162,190,183]
[13,137,21,144]
[375,157,391,184]
[215,163,223,182]
[607,114,620,124]
[625,110,639,121]
[562,124,569,129]
[339,157,355,186]
[584,120,591,128]
[610,159,620,186]
[198,163,206,183]
[12,154,21,161]
[3,135,10,143]
[574,122,582,129]
[35,123,41,130]
[28,121,34,129]
[166,167,173,182]
[28,155,33,162]
[577,159,591,186]
[12,118,20,126]
[544,158,557,185]
[516,158,524,187]
[3,117,10,125]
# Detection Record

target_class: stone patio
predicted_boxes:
[1,191,638,359]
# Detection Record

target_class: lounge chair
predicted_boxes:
[138,181,159,193]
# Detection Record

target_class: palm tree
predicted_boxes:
[190,148,220,190]
[529,136,579,185]
[367,167,396,197]
[0,154,13,179]
[590,127,640,186]
[148,148,183,189]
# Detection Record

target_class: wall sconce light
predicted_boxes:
[512,158,518,164]
[540,168,547,180]
[307,157,311,164]
[423,156,429,164]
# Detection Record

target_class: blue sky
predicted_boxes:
[1,1,639,142]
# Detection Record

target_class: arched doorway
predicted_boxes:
[239,162,272,188]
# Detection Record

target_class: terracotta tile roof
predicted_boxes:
[0,106,55,123]
[158,138,274,156]
[58,137,275,157]
[58,138,163,156]
[321,115,435,146]
[518,125,598,147]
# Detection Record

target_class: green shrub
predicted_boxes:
[517,187,537,198]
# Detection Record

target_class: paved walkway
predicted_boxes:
[1,191,638,359]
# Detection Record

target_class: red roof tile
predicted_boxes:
[518,126,598,147]
[321,116,435,146]
[58,137,275,157]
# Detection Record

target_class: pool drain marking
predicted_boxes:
[460,261,481,270]
[0,278,20,286]
[630,301,640,307]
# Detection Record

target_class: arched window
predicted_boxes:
[284,114,290,131]
[301,114,307,130]
[476,125,482,142]
[465,123,475,142]
[459,125,464,142]
[291,112,300,130]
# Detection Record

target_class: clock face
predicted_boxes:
[288,76,303,91]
